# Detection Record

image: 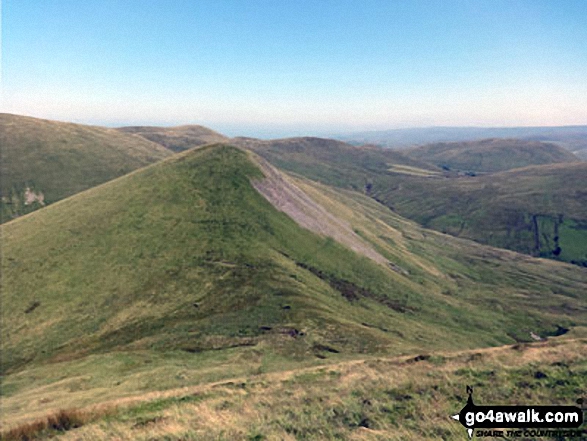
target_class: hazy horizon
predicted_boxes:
[6,109,587,140]
[2,1,587,135]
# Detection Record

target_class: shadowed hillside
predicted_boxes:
[2,144,586,433]
[118,125,229,152]
[0,114,173,222]
[404,138,580,173]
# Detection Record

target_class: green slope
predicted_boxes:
[405,138,580,173]
[0,113,173,222]
[2,144,586,429]
[118,125,229,152]
[244,138,587,265]
[370,162,587,265]
[235,136,440,189]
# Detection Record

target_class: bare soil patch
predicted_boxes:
[251,156,388,266]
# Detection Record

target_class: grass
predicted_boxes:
[235,137,440,192]
[2,143,586,433]
[556,219,587,264]
[0,113,172,222]
[1,407,115,441]
[117,125,229,152]
[243,137,587,265]
[3,335,584,440]
[404,138,580,173]
[371,162,587,266]
[386,164,441,177]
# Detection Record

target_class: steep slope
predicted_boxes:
[370,162,587,265]
[118,125,229,152]
[0,114,173,222]
[251,157,388,265]
[243,138,587,265]
[2,144,586,430]
[404,138,580,173]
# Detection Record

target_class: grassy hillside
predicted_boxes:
[370,162,587,266]
[405,138,580,173]
[118,125,229,152]
[245,138,587,265]
[235,137,440,189]
[0,114,173,222]
[2,144,586,434]
[5,335,584,440]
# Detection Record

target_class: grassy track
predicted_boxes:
[3,335,585,440]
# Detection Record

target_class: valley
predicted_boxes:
[240,136,587,266]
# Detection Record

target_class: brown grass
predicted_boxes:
[0,407,115,441]
[4,336,585,440]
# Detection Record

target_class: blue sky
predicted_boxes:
[2,0,586,136]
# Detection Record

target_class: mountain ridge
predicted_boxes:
[242,136,587,265]
[404,138,580,172]
[117,124,229,152]
[336,125,587,158]
[2,141,586,437]
[0,113,173,222]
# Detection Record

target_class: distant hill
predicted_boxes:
[337,125,587,158]
[0,113,172,222]
[118,124,229,152]
[4,143,586,431]
[234,136,441,189]
[404,138,580,173]
[242,137,587,266]
[370,162,587,265]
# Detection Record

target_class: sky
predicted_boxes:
[1,0,587,137]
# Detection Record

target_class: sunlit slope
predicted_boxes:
[0,114,173,221]
[2,143,586,370]
[245,138,587,265]
[118,125,229,152]
[9,336,584,441]
[2,144,429,375]
[2,144,586,430]
[405,138,580,173]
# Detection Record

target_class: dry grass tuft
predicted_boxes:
[1,407,115,441]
